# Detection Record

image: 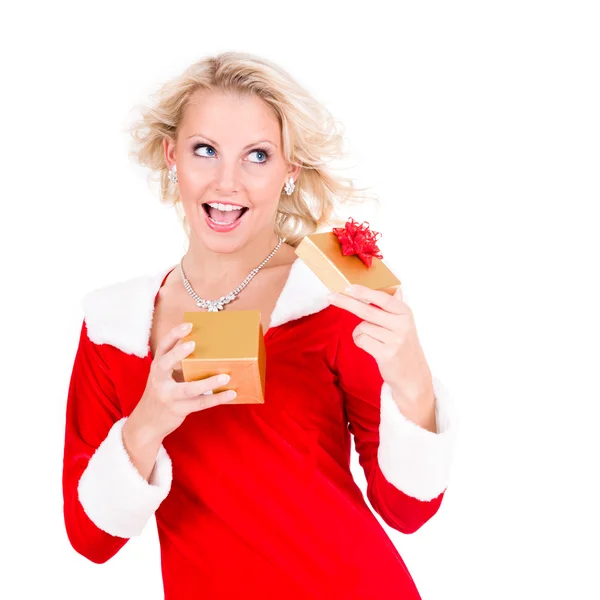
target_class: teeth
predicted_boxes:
[207,202,244,212]
[205,201,247,226]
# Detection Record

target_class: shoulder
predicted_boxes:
[81,264,175,357]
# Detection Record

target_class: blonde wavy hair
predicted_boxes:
[126,51,378,247]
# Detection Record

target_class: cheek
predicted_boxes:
[249,178,280,200]
[241,170,283,203]
[248,184,283,213]
[177,170,210,199]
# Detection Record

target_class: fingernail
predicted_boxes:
[184,340,195,350]
[225,390,237,401]
[217,374,230,385]
[182,322,193,331]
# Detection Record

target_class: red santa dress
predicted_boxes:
[62,257,457,599]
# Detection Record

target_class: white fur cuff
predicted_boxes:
[77,417,173,538]
[377,376,457,502]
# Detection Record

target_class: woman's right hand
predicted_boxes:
[122,322,236,479]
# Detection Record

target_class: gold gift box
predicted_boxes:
[181,310,266,404]
[294,230,401,295]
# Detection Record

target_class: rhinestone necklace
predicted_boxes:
[179,237,285,311]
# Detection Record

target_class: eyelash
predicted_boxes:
[192,143,271,166]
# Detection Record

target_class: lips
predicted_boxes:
[201,203,249,232]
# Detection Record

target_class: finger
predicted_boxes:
[156,338,196,375]
[344,284,406,314]
[154,322,194,361]
[174,374,231,400]
[353,331,386,355]
[353,321,396,345]
[176,389,238,414]
[328,292,395,329]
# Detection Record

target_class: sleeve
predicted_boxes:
[62,319,173,564]
[334,312,458,534]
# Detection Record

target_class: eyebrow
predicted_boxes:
[185,133,278,150]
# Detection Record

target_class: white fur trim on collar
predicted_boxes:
[81,258,331,358]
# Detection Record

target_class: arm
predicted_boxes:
[334,312,458,534]
[62,319,173,563]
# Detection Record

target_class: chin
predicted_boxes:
[187,218,249,253]
[194,229,245,250]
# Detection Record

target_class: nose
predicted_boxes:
[214,158,240,193]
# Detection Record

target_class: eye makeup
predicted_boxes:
[192,143,271,166]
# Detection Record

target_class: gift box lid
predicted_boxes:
[295,231,401,290]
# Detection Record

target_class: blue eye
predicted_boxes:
[248,149,270,164]
[192,143,270,166]
[193,144,216,157]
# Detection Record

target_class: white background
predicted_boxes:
[2,1,599,598]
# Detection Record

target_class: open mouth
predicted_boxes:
[202,203,249,225]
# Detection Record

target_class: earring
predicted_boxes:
[168,164,178,184]
[283,176,295,195]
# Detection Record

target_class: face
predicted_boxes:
[164,89,300,253]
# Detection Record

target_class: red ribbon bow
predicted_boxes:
[332,217,383,267]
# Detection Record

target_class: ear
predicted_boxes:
[287,163,302,181]
[163,137,176,170]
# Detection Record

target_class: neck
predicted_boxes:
[182,230,284,294]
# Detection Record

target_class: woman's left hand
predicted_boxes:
[327,284,437,432]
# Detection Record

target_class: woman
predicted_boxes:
[62,51,457,599]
